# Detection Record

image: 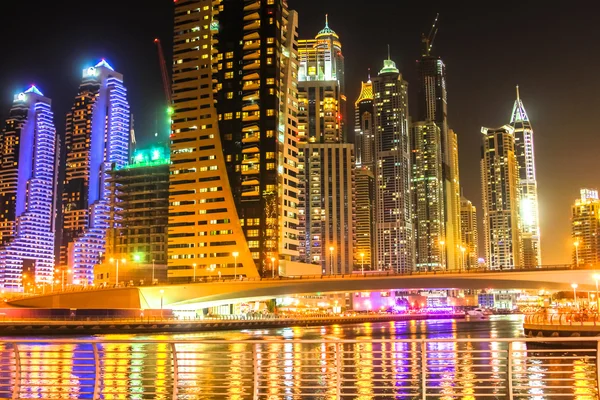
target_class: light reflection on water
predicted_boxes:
[0,315,597,399]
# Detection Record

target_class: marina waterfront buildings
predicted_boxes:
[168,0,302,281]
[60,60,130,286]
[480,125,522,269]
[571,188,600,267]
[0,86,59,289]
[372,55,413,273]
[460,196,478,270]
[510,87,542,268]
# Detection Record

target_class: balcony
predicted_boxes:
[243,12,260,21]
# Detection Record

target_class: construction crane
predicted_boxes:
[421,13,439,57]
[154,38,172,108]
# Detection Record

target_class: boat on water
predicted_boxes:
[466,308,487,319]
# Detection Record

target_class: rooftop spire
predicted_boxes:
[387,44,391,60]
[325,13,329,28]
[367,68,371,82]
[510,85,530,124]
[379,46,399,75]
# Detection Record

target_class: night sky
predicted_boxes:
[0,1,598,265]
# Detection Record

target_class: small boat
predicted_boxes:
[466,308,486,319]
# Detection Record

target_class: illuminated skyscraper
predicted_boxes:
[298,15,345,142]
[100,147,170,285]
[354,77,375,271]
[510,86,541,267]
[0,86,59,289]
[169,0,300,281]
[481,125,522,269]
[410,121,443,271]
[60,60,130,285]
[355,77,375,170]
[297,144,355,274]
[372,55,413,273]
[571,189,600,267]
[460,196,478,270]
[417,17,462,271]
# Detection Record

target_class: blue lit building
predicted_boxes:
[60,60,130,285]
[0,86,59,290]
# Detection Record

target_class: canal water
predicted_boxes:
[1,315,597,399]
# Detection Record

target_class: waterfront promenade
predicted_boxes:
[0,312,463,336]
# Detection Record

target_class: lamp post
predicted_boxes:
[460,246,466,272]
[329,246,335,276]
[440,240,446,270]
[159,289,164,318]
[152,259,156,284]
[109,258,126,287]
[574,241,580,267]
[594,274,600,311]
[61,268,71,292]
[270,257,276,279]
[192,263,197,283]
[360,252,365,276]
[232,251,239,280]
[572,283,579,310]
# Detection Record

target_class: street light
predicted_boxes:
[109,258,126,287]
[360,252,365,276]
[61,268,71,292]
[159,289,164,318]
[152,259,156,284]
[574,241,580,267]
[572,283,579,310]
[594,273,600,311]
[232,251,239,280]
[440,240,446,270]
[329,246,335,276]
[192,263,197,282]
[270,257,276,279]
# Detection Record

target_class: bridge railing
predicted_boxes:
[0,337,597,399]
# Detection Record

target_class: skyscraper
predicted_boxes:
[297,144,355,274]
[373,55,413,273]
[481,125,522,269]
[354,76,376,271]
[510,86,541,268]
[416,17,462,271]
[60,60,130,285]
[411,121,443,271]
[460,196,478,270]
[169,0,300,281]
[298,15,345,142]
[102,146,170,285]
[571,188,600,267]
[355,77,375,170]
[0,86,59,289]
[447,128,463,269]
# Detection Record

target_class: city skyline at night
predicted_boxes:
[0,1,598,266]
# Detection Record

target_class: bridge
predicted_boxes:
[8,265,596,310]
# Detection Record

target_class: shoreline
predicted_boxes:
[0,313,465,337]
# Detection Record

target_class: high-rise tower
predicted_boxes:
[410,121,444,271]
[298,15,345,142]
[372,54,413,273]
[481,125,522,269]
[460,196,478,270]
[0,86,59,289]
[571,189,600,267]
[354,75,376,271]
[510,86,541,267]
[169,0,300,281]
[60,60,130,285]
[416,16,462,271]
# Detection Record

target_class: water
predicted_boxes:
[1,315,598,399]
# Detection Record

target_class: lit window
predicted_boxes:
[227,92,233,99]
[225,72,234,79]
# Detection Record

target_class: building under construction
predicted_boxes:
[97,147,169,285]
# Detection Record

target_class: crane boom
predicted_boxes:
[154,38,171,105]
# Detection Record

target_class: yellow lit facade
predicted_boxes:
[571,188,600,267]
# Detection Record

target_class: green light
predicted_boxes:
[167,107,174,115]
[133,254,143,263]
